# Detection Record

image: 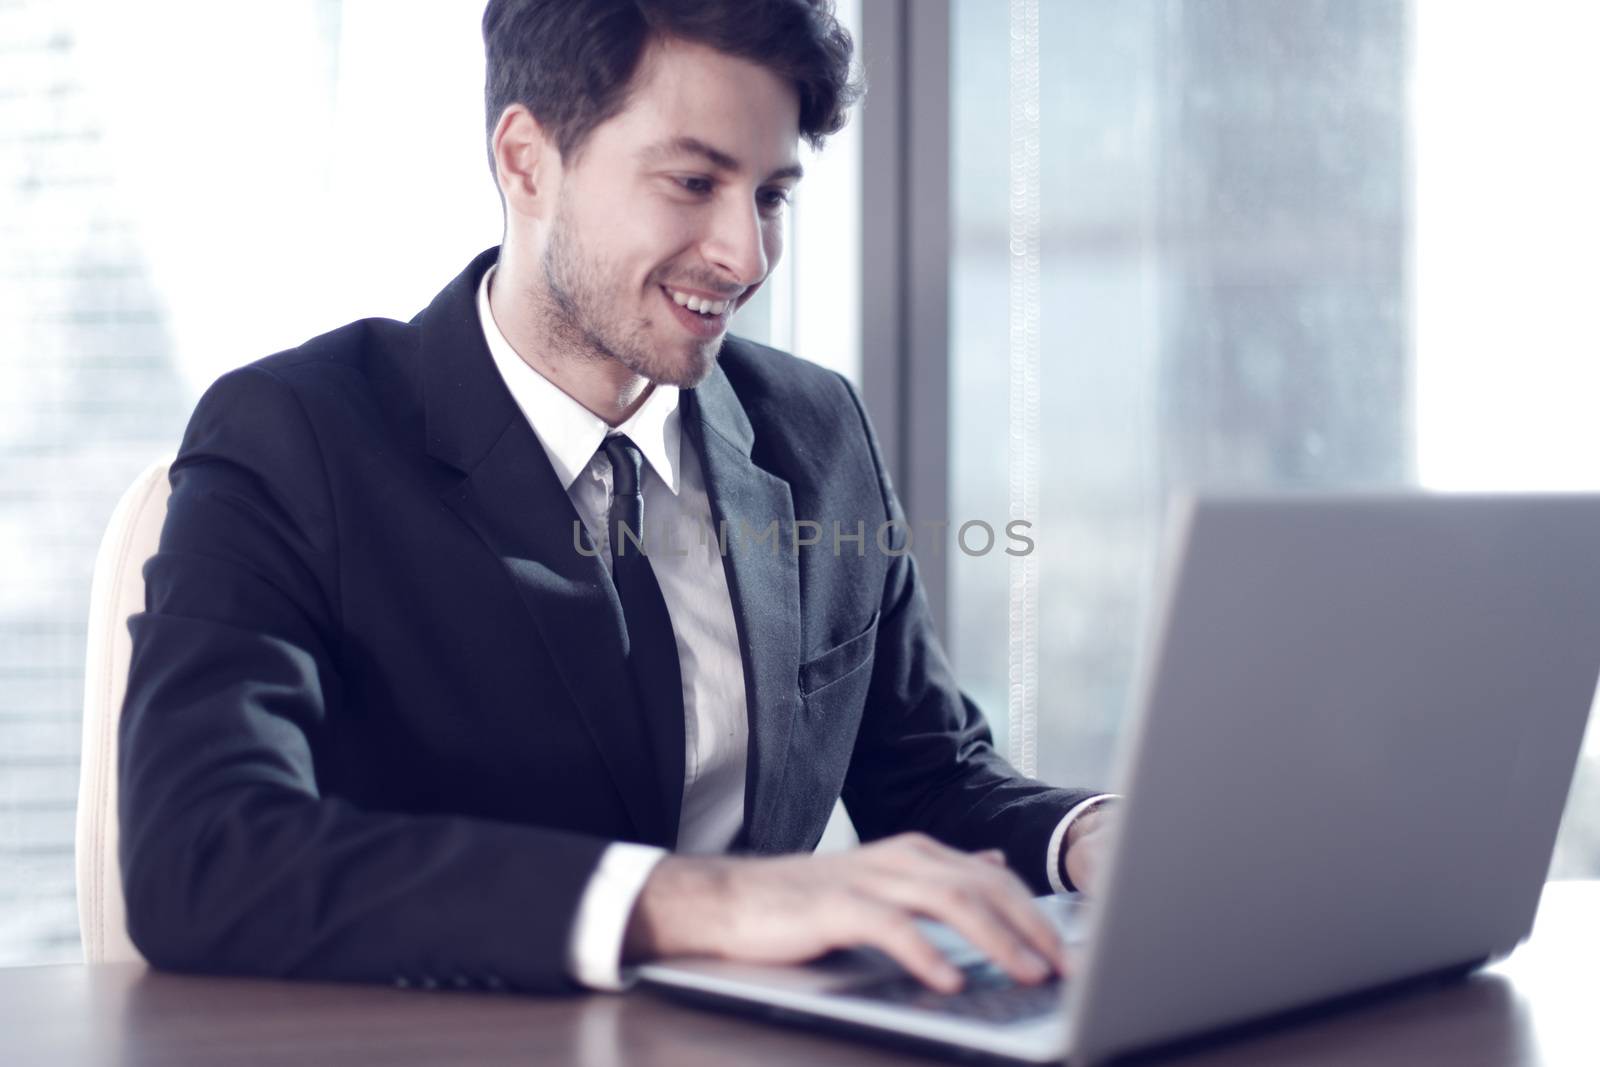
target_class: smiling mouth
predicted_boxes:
[661,284,738,316]
[659,285,732,337]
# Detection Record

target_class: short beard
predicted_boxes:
[537,198,719,389]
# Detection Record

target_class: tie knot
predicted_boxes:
[601,434,645,498]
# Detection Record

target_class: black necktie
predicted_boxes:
[600,434,684,841]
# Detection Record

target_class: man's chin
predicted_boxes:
[630,343,720,389]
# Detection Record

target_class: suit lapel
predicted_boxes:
[684,359,803,853]
[412,247,678,847]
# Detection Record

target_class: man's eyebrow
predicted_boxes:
[637,136,805,183]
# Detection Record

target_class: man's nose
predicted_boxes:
[701,196,768,287]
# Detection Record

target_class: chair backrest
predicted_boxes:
[76,459,171,964]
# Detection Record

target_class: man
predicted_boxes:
[119,0,1115,997]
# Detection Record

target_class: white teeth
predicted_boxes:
[666,288,728,316]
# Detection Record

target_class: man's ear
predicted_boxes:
[493,104,557,221]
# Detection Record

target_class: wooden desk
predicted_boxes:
[2,882,1594,1066]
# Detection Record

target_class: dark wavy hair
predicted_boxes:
[481,0,863,180]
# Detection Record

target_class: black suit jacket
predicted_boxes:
[118,246,1098,993]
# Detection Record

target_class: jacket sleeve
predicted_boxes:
[835,378,1103,896]
[118,364,608,993]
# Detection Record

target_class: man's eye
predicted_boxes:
[673,177,789,212]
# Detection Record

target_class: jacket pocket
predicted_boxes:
[798,611,880,697]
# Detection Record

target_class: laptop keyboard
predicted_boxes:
[839,960,1063,1024]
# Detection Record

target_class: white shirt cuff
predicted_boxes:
[567,842,669,991]
[1046,794,1119,895]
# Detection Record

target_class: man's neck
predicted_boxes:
[488,249,653,428]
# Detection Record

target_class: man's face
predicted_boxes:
[534,37,802,388]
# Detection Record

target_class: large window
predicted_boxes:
[949,0,1600,876]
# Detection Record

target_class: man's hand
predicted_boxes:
[1062,803,1116,897]
[622,833,1067,993]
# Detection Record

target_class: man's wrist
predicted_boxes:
[1066,800,1113,849]
[1059,797,1117,892]
[622,854,734,963]
[567,842,668,991]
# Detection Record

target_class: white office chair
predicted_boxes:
[76,459,171,964]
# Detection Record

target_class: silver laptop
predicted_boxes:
[638,493,1600,1064]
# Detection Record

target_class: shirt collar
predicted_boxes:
[477,263,681,494]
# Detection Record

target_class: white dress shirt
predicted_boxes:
[476,264,1109,991]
